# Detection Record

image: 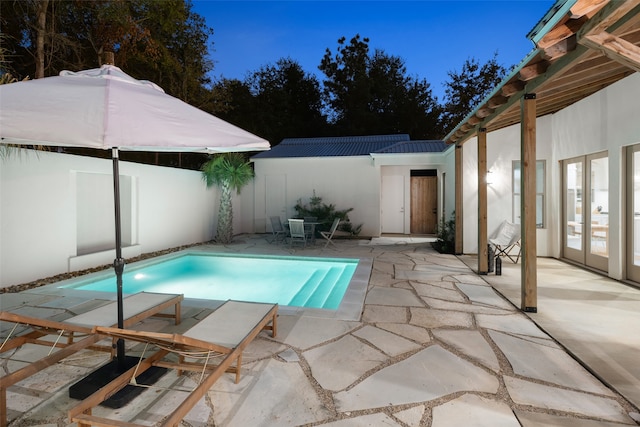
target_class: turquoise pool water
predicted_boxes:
[60,253,359,310]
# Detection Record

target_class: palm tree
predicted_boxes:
[201,153,255,244]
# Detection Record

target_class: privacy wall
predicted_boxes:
[252,156,381,237]
[0,150,221,288]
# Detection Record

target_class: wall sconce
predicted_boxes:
[486,170,494,185]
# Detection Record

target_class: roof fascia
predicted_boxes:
[528,0,578,45]
[370,152,448,167]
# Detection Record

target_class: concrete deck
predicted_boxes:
[1,235,639,426]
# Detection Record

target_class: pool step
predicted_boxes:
[289,270,329,307]
[290,266,346,308]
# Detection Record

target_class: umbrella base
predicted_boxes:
[69,356,167,408]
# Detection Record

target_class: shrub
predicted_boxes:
[432,212,456,254]
[294,191,361,236]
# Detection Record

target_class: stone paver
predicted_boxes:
[489,330,614,394]
[304,334,388,390]
[334,345,500,411]
[365,286,424,306]
[2,236,638,426]
[504,376,634,424]
[431,394,521,427]
[410,306,474,328]
[210,358,332,426]
[433,329,500,372]
[353,325,421,356]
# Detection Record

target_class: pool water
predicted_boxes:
[60,253,359,310]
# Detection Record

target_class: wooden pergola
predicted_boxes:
[445,0,640,312]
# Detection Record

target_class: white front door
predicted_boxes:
[381,175,405,233]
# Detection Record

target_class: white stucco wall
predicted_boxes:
[442,145,457,221]
[0,150,221,287]
[253,156,381,237]
[460,73,640,279]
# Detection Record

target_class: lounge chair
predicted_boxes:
[68,300,278,427]
[489,220,521,263]
[288,218,307,248]
[269,216,287,244]
[0,291,183,427]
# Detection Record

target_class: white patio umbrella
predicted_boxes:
[0,65,270,368]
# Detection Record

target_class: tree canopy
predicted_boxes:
[1,0,214,104]
[441,53,508,135]
[319,35,443,139]
[1,1,509,157]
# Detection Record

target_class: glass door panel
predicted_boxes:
[626,146,640,282]
[563,153,608,272]
[585,153,608,271]
[564,159,583,262]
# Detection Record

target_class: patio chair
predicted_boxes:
[489,220,521,263]
[320,218,341,248]
[0,292,183,427]
[303,217,319,244]
[68,300,278,427]
[269,216,287,244]
[288,219,307,248]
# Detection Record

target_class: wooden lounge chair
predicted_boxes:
[319,217,351,249]
[68,300,278,427]
[0,292,183,427]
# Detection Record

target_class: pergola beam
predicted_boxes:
[581,32,640,72]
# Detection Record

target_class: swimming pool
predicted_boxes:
[59,252,361,310]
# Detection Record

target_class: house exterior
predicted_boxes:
[251,135,452,237]
[443,0,640,308]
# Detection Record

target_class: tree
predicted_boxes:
[213,59,327,146]
[0,0,214,104]
[201,153,255,244]
[319,35,442,138]
[441,52,508,135]
[248,58,327,144]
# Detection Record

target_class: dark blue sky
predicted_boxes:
[191,1,555,100]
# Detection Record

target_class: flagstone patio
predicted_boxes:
[1,235,639,426]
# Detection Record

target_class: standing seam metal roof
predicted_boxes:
[252,135,447,159]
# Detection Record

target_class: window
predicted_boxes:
[512,160,545,228]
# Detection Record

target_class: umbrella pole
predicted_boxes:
[112,148,126,370]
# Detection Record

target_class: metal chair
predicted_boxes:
[320,218,341,248]
[303,217,317,243]
[288,219,307,248]
[269,216,286,244]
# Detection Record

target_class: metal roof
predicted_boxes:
[445,0,640,145]
[373,140,449,154]
[251,134,440,159]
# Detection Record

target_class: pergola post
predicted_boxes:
[521,94,538,312]
[477,128,488,274]
[455,144,464,254]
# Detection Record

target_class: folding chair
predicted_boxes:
[489,220,521,263]
[269,216,286,244]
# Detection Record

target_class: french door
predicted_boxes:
[626,146,640,282]
[563,152,609,271]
